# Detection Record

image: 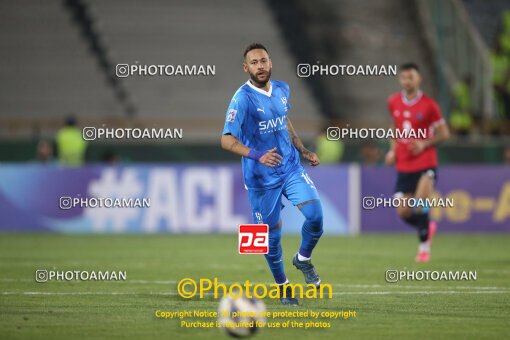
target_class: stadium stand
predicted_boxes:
[87,0,321,140]
[462,0,510,48]
[0,0,125,119]
[268,0,436,127]
[0,0,321,141]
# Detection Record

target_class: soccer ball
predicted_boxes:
[217,295,266,338]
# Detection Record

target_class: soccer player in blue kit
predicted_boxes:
[221,43,324,305]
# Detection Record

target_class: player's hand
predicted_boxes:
[259,147,283,167]
[408,140,426,155]
[303,151,320,166]
[384,150,395,166]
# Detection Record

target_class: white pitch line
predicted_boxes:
[481,269,510,274]
[1,290,509,296]
[331,290,509,295]
[129,280,177,284]
[1,292,137,295]
[1,278,509,291]
[125,280,510,291]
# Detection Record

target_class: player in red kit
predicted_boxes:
[385,62,450,262]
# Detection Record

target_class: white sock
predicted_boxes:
[277,279,289,286]
[297,253,311,261]
[419,241,430,253]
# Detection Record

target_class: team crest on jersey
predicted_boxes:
[227,109,237,122]
[416,112,423,120]
[255,212,263,223]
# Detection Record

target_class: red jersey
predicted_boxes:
[388,90,445,172]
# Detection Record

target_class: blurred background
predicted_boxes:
[0,0,509,233]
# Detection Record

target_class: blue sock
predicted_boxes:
[264,226,287,284]
[412,202,430,242]
[298,200,324,258]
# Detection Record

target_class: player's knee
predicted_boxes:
[301,200,323,231]
[397,206,411,220]
[310,209,324,231]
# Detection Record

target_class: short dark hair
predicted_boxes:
[65,115,77,126]
[400,62,420,72]
[243,43,268,59]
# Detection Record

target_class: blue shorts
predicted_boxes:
[247,167,320,229]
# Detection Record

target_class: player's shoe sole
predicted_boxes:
[292,254,321,287]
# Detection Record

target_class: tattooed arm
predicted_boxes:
[221,134,283,167]
[220,134,250,157]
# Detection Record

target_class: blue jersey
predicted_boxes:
[222,80,302,190]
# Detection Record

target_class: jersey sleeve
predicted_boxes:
[222,92,247,139]
[429,99,445,129]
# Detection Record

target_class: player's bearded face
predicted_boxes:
[244,49,272,86]
[249,66,271,86]
[399,69,421,93]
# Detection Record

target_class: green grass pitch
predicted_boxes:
[1,233,509,339]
